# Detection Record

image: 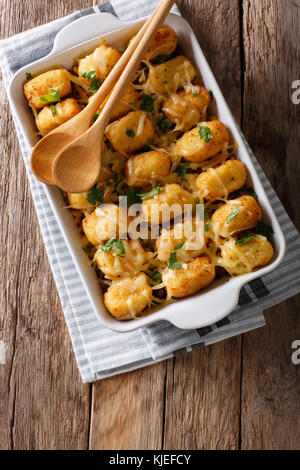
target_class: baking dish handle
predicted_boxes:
[166,278,243,330]
[51,13,124,55]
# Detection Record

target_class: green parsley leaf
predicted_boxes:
[81,71,101,93]
[174,241,185,250]
[156,115,173,134]
[246,187,258,199]
[93,112,100,122]
[209,89,214,99]
[191,90,199,96]
[126,128,135,138]
[50,104,56,117]
[205,222,212,232]
[125,187,141,205]
[86,184,104,205]
[82,246,92,254]
[168,252,182,270]
[149,269,162,282]
[198,125,212,143]
[105,178,112,187]
[163,81,168,84]
[226,207,240,224]
[254,221,274,240]
[138,139,153,153]
[101,238,125,257]
[152,53,174,64]
[138,184,163,200]
[235,233,255,246]
[140,94,154,112]
[39,88,61,105]
[25,72,32,80]
[175,162,191,182]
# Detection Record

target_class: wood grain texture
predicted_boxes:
[90,364,166,450]
[0,0,299,451]
[0,0,93,450]
[241,0,300,450]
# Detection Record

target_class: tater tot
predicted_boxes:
[162,86,211,131]
[104,273,152,319]
[83,204,130,245]
[128,27,177,62]
[77,44,120,82]
[35,98,81,136]
[97,83,137,122]
[156,218,206,263]
[95,239,152,279]
[125,151,171,187]
[221,235,274,275]
[211,196,262,238]
[175,120,230,163]
[142,183,194,225]
[105,111,154,154]
[24,69,71,109]
[162,256,215,298]
[67,193,95,212]
[144,55,196,95]
[196,159,247,202]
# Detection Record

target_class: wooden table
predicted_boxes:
[0,0,299,450]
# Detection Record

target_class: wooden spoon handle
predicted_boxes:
[90,0,175,132]
[83,1,165,119]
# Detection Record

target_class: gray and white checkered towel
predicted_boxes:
[1,0,299,382]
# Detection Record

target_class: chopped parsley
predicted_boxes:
[149,268,162,282]
[254,221,274,240]
[246,187,258,199]
[191,90,199,96]
[175,162,191,182]
[156,115,172,134]
[125,187,141,205]
[101,238,125,257]
[80,70,101,93]
[25,72,32,80]
[93,112,100,122]
[50,104,56,117]
[126,128,135,138]
[163,80,168,84]
[205,222,212,232]
[140,94,154,112]
[138,184,163,200]
[226,207,240,224]
[174,241,185,250]
[138,139,153,153]
[152,53,174,64]
[105,178,112,187]
[86,184,104,205]
[168,251,182,270]
[39,88,61,105]
[235,233,255,246]
[198,125,212,143]
[209,89,214,99]
[82,246,92,254]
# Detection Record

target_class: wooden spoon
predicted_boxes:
[30,2,163,186]
[52,0,175,193]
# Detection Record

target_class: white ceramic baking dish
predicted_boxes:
[8,12,286,332]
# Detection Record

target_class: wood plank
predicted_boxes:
[0,0,93,450]
[241,0,300,450]
[90,364,166,450]
[163,0,242,450]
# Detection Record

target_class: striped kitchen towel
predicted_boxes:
[0,0,299,382]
